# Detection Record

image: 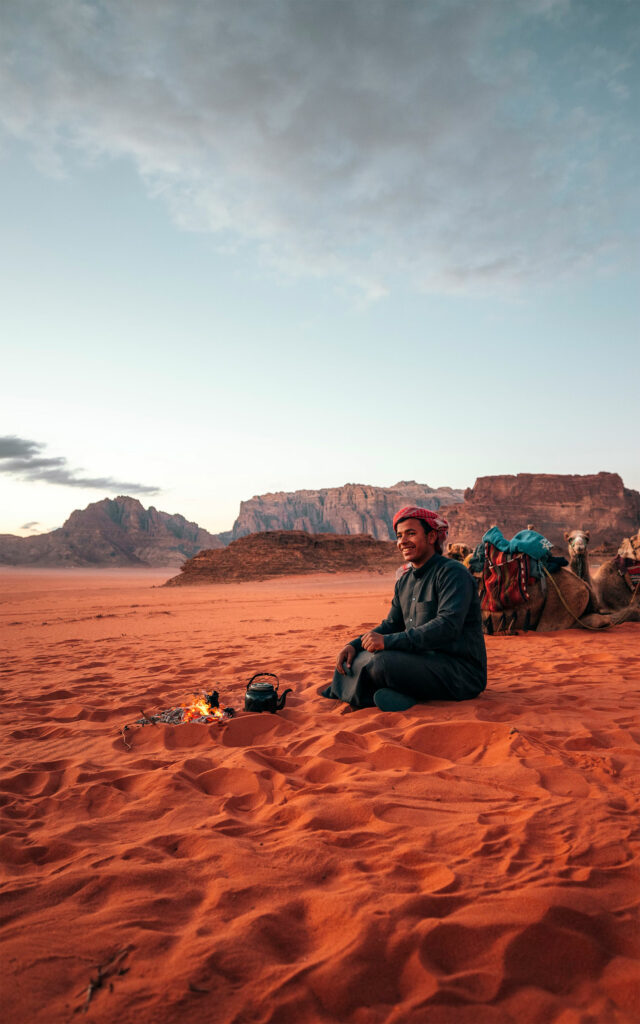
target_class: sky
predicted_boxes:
[1,0,638,537]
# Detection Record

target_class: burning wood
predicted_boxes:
[137,690,235,725]
[122,691,235,746]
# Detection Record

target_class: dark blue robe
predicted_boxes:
[322,554,487,708]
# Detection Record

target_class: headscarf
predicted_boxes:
[392,505,449,551]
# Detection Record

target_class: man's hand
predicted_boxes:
[361,631,385,652]
[335,644,356,675]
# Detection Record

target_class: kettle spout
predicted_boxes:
[276,688,293,711]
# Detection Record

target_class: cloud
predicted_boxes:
[0,435,159,494]
[0,0,637,295]
[20,521,40,530]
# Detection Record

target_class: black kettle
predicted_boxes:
[244,673,292,713]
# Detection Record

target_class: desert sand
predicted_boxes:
[1,568,639,1024]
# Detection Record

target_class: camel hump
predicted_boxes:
[537,568,591,631]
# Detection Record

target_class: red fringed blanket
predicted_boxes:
[481,542,531,613]
[617,557,640,589]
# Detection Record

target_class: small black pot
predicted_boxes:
[244,673,292,713]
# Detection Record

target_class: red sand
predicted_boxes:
[1,568,639,1024]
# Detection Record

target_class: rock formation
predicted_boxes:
[224,481,464,543]
[166,531,401,585]
[441,473,640,551]
[0,497,223,567]
[5,473,637,570]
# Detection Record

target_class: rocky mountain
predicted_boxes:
[166,530,401,585]
[0,497,223,567]
[223,481,465,543]
[442,473,640,551]
[5,473,636,570]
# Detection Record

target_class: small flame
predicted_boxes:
[181,693,223,723]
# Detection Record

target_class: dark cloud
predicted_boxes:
[0,435,159,494]
[0,437,42,459]
[0,0,637,295]
[20,521,40,531]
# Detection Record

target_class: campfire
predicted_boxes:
[137,690,235,725]
[180,693,228,723]
[121,691,235,747]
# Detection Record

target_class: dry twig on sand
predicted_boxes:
[80,946,132,1013]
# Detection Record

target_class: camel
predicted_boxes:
[592,532,640,618]
[564,528,601,613]
[564,529,593,586]
[481,567,598,633]
[476,525,638,633]
[446,542,472,562]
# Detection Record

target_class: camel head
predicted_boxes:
[446,542,472,562]
[618,531,640,561]
[565,529,590,555]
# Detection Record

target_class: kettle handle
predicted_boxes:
[247,671,280,689]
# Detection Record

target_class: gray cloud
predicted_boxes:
[0,435,159,494]
[0,437,42,459]
[20,521,41,531]
[0,0,637,295]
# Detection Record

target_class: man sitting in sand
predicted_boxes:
[320,506,487,711]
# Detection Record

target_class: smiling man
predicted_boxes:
[320,506,487,711]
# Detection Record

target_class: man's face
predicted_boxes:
[396,518,437,568]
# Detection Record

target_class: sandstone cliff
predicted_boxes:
[441,473,640,551]
[224,481,464,543]
[0,497,223,567]
[166,531,401,585]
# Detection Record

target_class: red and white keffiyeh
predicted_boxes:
[392,505,449,548]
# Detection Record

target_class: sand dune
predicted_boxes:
[1,569,639,1023]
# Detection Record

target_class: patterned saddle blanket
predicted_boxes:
[616,557,640,589]
[481,542,531,613]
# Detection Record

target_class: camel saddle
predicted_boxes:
[615,556,640,592]
[480,542,531,614]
